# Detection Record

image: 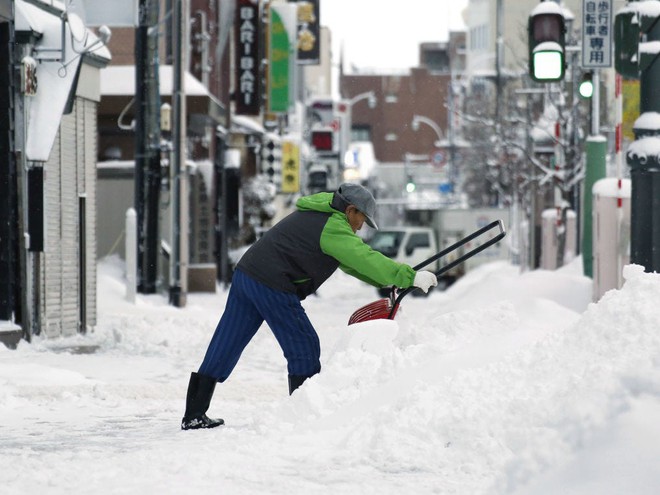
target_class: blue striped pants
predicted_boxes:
[198,268,321,381]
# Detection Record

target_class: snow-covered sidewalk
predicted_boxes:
[2,257,660,494]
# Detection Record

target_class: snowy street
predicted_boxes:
[2,257,660,494]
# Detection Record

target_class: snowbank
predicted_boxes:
[1,258,659,494]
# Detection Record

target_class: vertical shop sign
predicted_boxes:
[281,140,300,193]
[235,0,260,115]
[267,3,297,113]
[288,0,320,65]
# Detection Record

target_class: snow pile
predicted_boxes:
[1,258,660,494]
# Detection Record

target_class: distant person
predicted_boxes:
[181,183,437,430]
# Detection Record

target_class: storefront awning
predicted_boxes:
[99,65,225,124]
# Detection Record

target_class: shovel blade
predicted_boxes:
[348,297,399,325]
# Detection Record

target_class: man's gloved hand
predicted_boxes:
[413,270,438,293]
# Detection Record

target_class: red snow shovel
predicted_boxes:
[348,220,506,325]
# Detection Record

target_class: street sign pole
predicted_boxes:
[581,0,612,277]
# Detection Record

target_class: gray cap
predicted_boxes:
[336,183,378,229]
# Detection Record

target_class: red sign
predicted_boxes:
[311,130,333,151]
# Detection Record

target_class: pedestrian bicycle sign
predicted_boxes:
[582,0,613,68]
[432,150,446,167]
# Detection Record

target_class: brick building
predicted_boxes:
[340,32,466,164]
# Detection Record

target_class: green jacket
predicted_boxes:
[237,192,415,299]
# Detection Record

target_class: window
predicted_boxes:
[406,233,431,253]
[351,125,371,142]
[368,231,405,258]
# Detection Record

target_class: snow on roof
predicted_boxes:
[15,0,109,62]
[100,65,211,97]
[231,115,265,135]
[15,0,48,33]
[17,0,109,161]
[15,0,91,162]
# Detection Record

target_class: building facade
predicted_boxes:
[0,0,110,347]
[339,32,466,165]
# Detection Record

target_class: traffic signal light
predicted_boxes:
[406,175,416,193]
[614,8,640,79]
[578,72,594,98]
[311,129,334,152]
[528,2,566,82]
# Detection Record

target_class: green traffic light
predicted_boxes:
[579,73,594,98]
[532,48,564,81]
[406,182,416,193]
[528,6,566,83]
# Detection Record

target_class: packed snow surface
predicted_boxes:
[2,258,660,494]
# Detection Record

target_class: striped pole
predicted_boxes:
[615,74,624,181]
[615,73,624,287]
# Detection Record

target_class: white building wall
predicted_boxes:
[82,99,98,329]
[40,97,99,337]
[42,121,63,338]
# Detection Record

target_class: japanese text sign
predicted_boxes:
[582,0,613,68]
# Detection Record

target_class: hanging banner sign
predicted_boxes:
[267,3,297,114]
[281,140,300,193]
[288,0,320,65]
[582,0,613,68]
[235,0,261,116]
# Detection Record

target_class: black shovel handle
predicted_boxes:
[411,219,505,271]
[388,219,506,318]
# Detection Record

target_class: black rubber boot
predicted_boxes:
[181,372,224,430]
[288,374,309,395]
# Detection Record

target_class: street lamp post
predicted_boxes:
[338,91,377,177]
[411,114,460,198]
[411,114,445,148]
[339,91,376,145]
[348,90,377,108]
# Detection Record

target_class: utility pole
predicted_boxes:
[0,13,18,332]
[215,127,229,287]
[495,0,504,124]
[625,1,660,272]
[169,0,189,307]
[134,0,161,293]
